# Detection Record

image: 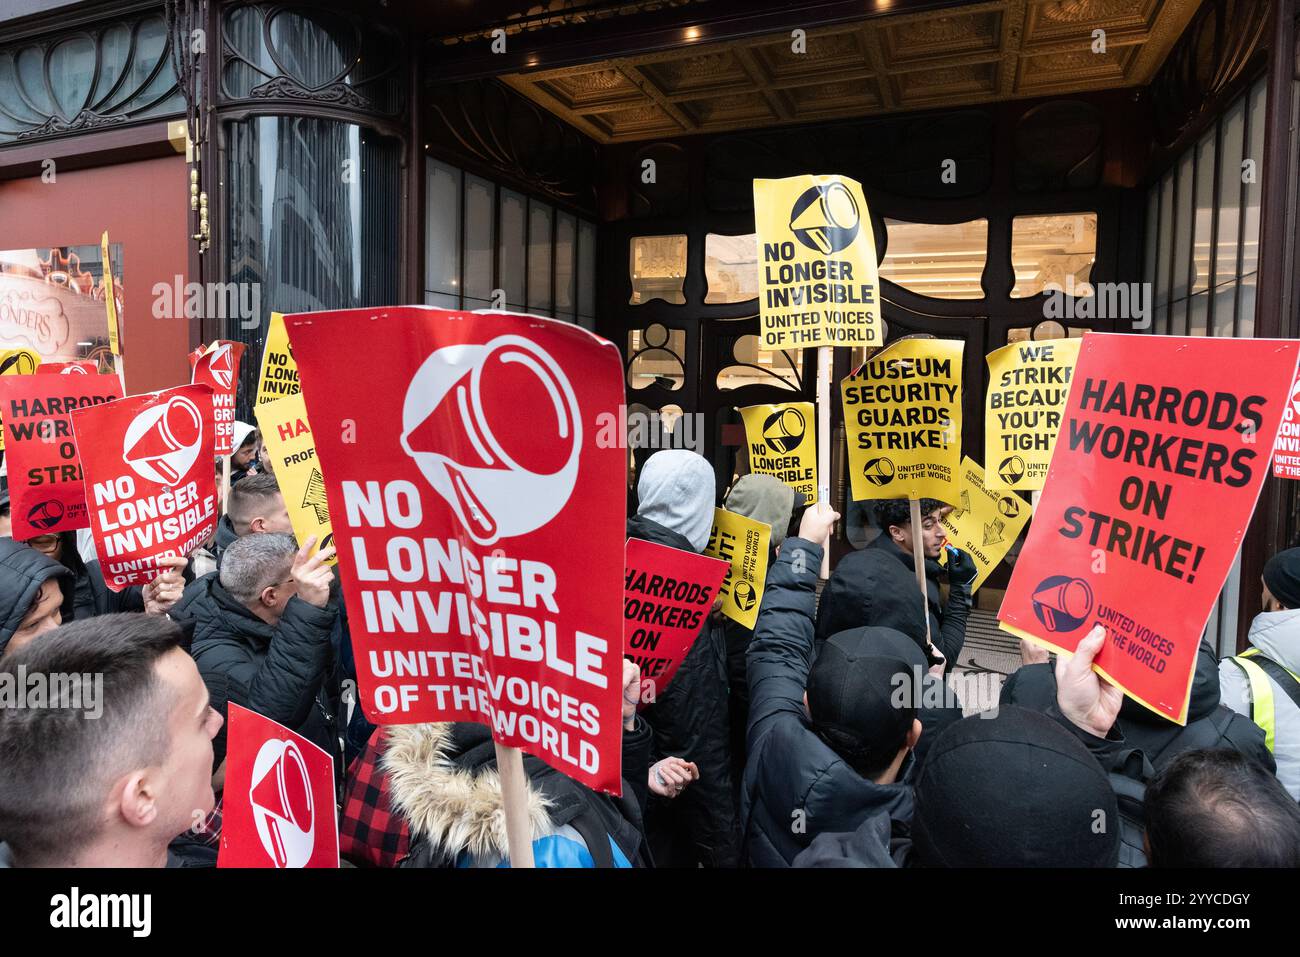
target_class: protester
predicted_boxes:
[213,472,293,569]
[815,497,976,671]
[742,501,921,867]
[0,614,223,867]
[0,538,72,660]
[341,661,658,867]
[1144,749,1300,867]
[171,532,338,772]
[22,530,186,621]
[230,421,259,483]
[629,448,739,868]
[1220,547,1300,799]
[1004,640,1272,772]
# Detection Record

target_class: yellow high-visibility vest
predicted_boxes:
[1229,648,1300,754]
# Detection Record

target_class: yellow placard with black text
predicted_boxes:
[254,393,335,563]
[842,338,964,502]
[985,338,1080,491]
[704,508,770,630]
[753,175,882,350]
[256,312,300,406]
[939,457,1033,593]
[101,230,120,356]
[739,402,816,501]
[0,349,41,451]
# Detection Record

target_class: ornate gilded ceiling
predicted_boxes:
[496,0,1203,143]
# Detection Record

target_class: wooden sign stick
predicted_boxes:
[816,345,833,578]
[494,742,536,868]
[910,497,932,646]
[220,454,231,517]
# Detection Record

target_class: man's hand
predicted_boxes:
[143,555,188,616]
[1020,638,1051,666]
[944,545,978,587]
[1055,625,1123,738]
[649,757,699,798]
[291,536,337,609]
[926,645,947,679]
[798,501,840,549]
[622,659,643,731]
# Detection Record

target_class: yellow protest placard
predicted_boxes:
[101,231,120,356]
[939,457,1033,593]
[739,401,817,500]
[842,338,963,502]
[256,312,299,406]
[0,349,40,451]
[985,337,1080,491]
[704,507,771,630]
[753,175,882,350]
[254,393,334,563]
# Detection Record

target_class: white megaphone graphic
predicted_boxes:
[122,396,204,486]
[249,738,316,869]
[401,335,581,546]
[206,343,235,391]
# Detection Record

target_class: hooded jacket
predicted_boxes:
[634,449,716,552]
[814,532,970,669]
[742,538,914,867]
[171,572,339,769]
[388,720,653,868]
[0,539,73,657]
[1221,608,1300,799]
[1004,643,1272,774]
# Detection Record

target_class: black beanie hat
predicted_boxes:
[911,706,1120,867]
[807,643,916,776]
[825,626,928,671]
[1264,548,1300,611]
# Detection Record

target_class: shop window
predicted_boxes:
[880,219,988,300]
[528,200,553,315]
[1010,213,1097,298]
[499,189,527,311]
[463,174,494,308]
[715,333,802,392]
[705,234,759,304]
[630,236,687,305]
[1006,323,1087,344]
[556,213,576,320]
[627,324,686,391]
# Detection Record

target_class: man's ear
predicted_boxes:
[117,770,159,829]
[889,524,908,545]
[258,584,278,608]
[249,516,265,533]
[906,718,922,750]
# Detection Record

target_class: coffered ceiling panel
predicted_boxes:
[495,0,1202,142]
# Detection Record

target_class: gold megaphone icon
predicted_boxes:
[249,739,315,869]
[790,182,860,255]
[1031,577,1093,633]
[124,396,203,485]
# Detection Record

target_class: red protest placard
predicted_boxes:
[190,341,245,455]
[999,334,1300,723]
[285,306,627,793]
[36,361,100,376]
[218,703,338,869]
[70,385,218,590]
[624,537,728,708]
[0,374,123,539]
[1273,368,1300,480]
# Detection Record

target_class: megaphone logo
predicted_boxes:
[1290,378,1300,419]
[249,738,315,869]
[123,396,204,487]
[997,495,1021,518]
[1031,575,1094,633]
[863,456,896,487]
[733,580,758,612]
[789,182,861,254]
[998,455,1026,485]
[401,335,581,546]
[26,499,65,530]
[762,407,806,454]
[60,365,88,375]
[206,343,236,391]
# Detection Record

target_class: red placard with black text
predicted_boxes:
[1273,368,1300,480]
[0,374,123,538]
[218,704,338,869]
[999,334,1300,723]
[70,385,218,590]
[190,341,245,455]
[623,537,728,708]
[285,306,627,793]
[36,361,101,376]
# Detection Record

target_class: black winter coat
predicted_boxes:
[815,533,970,669]
[628,513,741,868]
[172,572,339,770]
[0,539,72,656]
[742,538,914,867]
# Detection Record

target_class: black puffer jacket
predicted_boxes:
[171,572,339,769]
[628,513,740,868]
[742,538,914,867]
[0,539,73,656]
[1000,642,1274,773]
[815,532,970,669]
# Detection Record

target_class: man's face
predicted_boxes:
[252,493,293,535]
[4,578,63,658]
[151,648,222,838]
[1263,579,1287,613]
[232,442,257,470]
[25,534,61,559]
[892,509,948,559]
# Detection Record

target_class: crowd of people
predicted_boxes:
[1,428,1300,869]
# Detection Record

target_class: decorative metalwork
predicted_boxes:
[0,13,183,145]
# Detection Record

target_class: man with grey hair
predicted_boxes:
[170,532,337,774]
[0,614,223,867]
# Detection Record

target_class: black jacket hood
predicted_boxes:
[0,539,73,656]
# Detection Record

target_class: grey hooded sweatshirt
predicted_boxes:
[1220,608,1300,800]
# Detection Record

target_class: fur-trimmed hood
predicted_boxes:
[383,723,554,863]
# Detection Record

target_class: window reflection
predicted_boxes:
[705,234,758,304]
[630,235,687,305]
[716,333,802,391]
[880,219,988,300]
[627,323,686,390]
[1010,213,1097,298]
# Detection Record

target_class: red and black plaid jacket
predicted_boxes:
[339,728,410,867]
